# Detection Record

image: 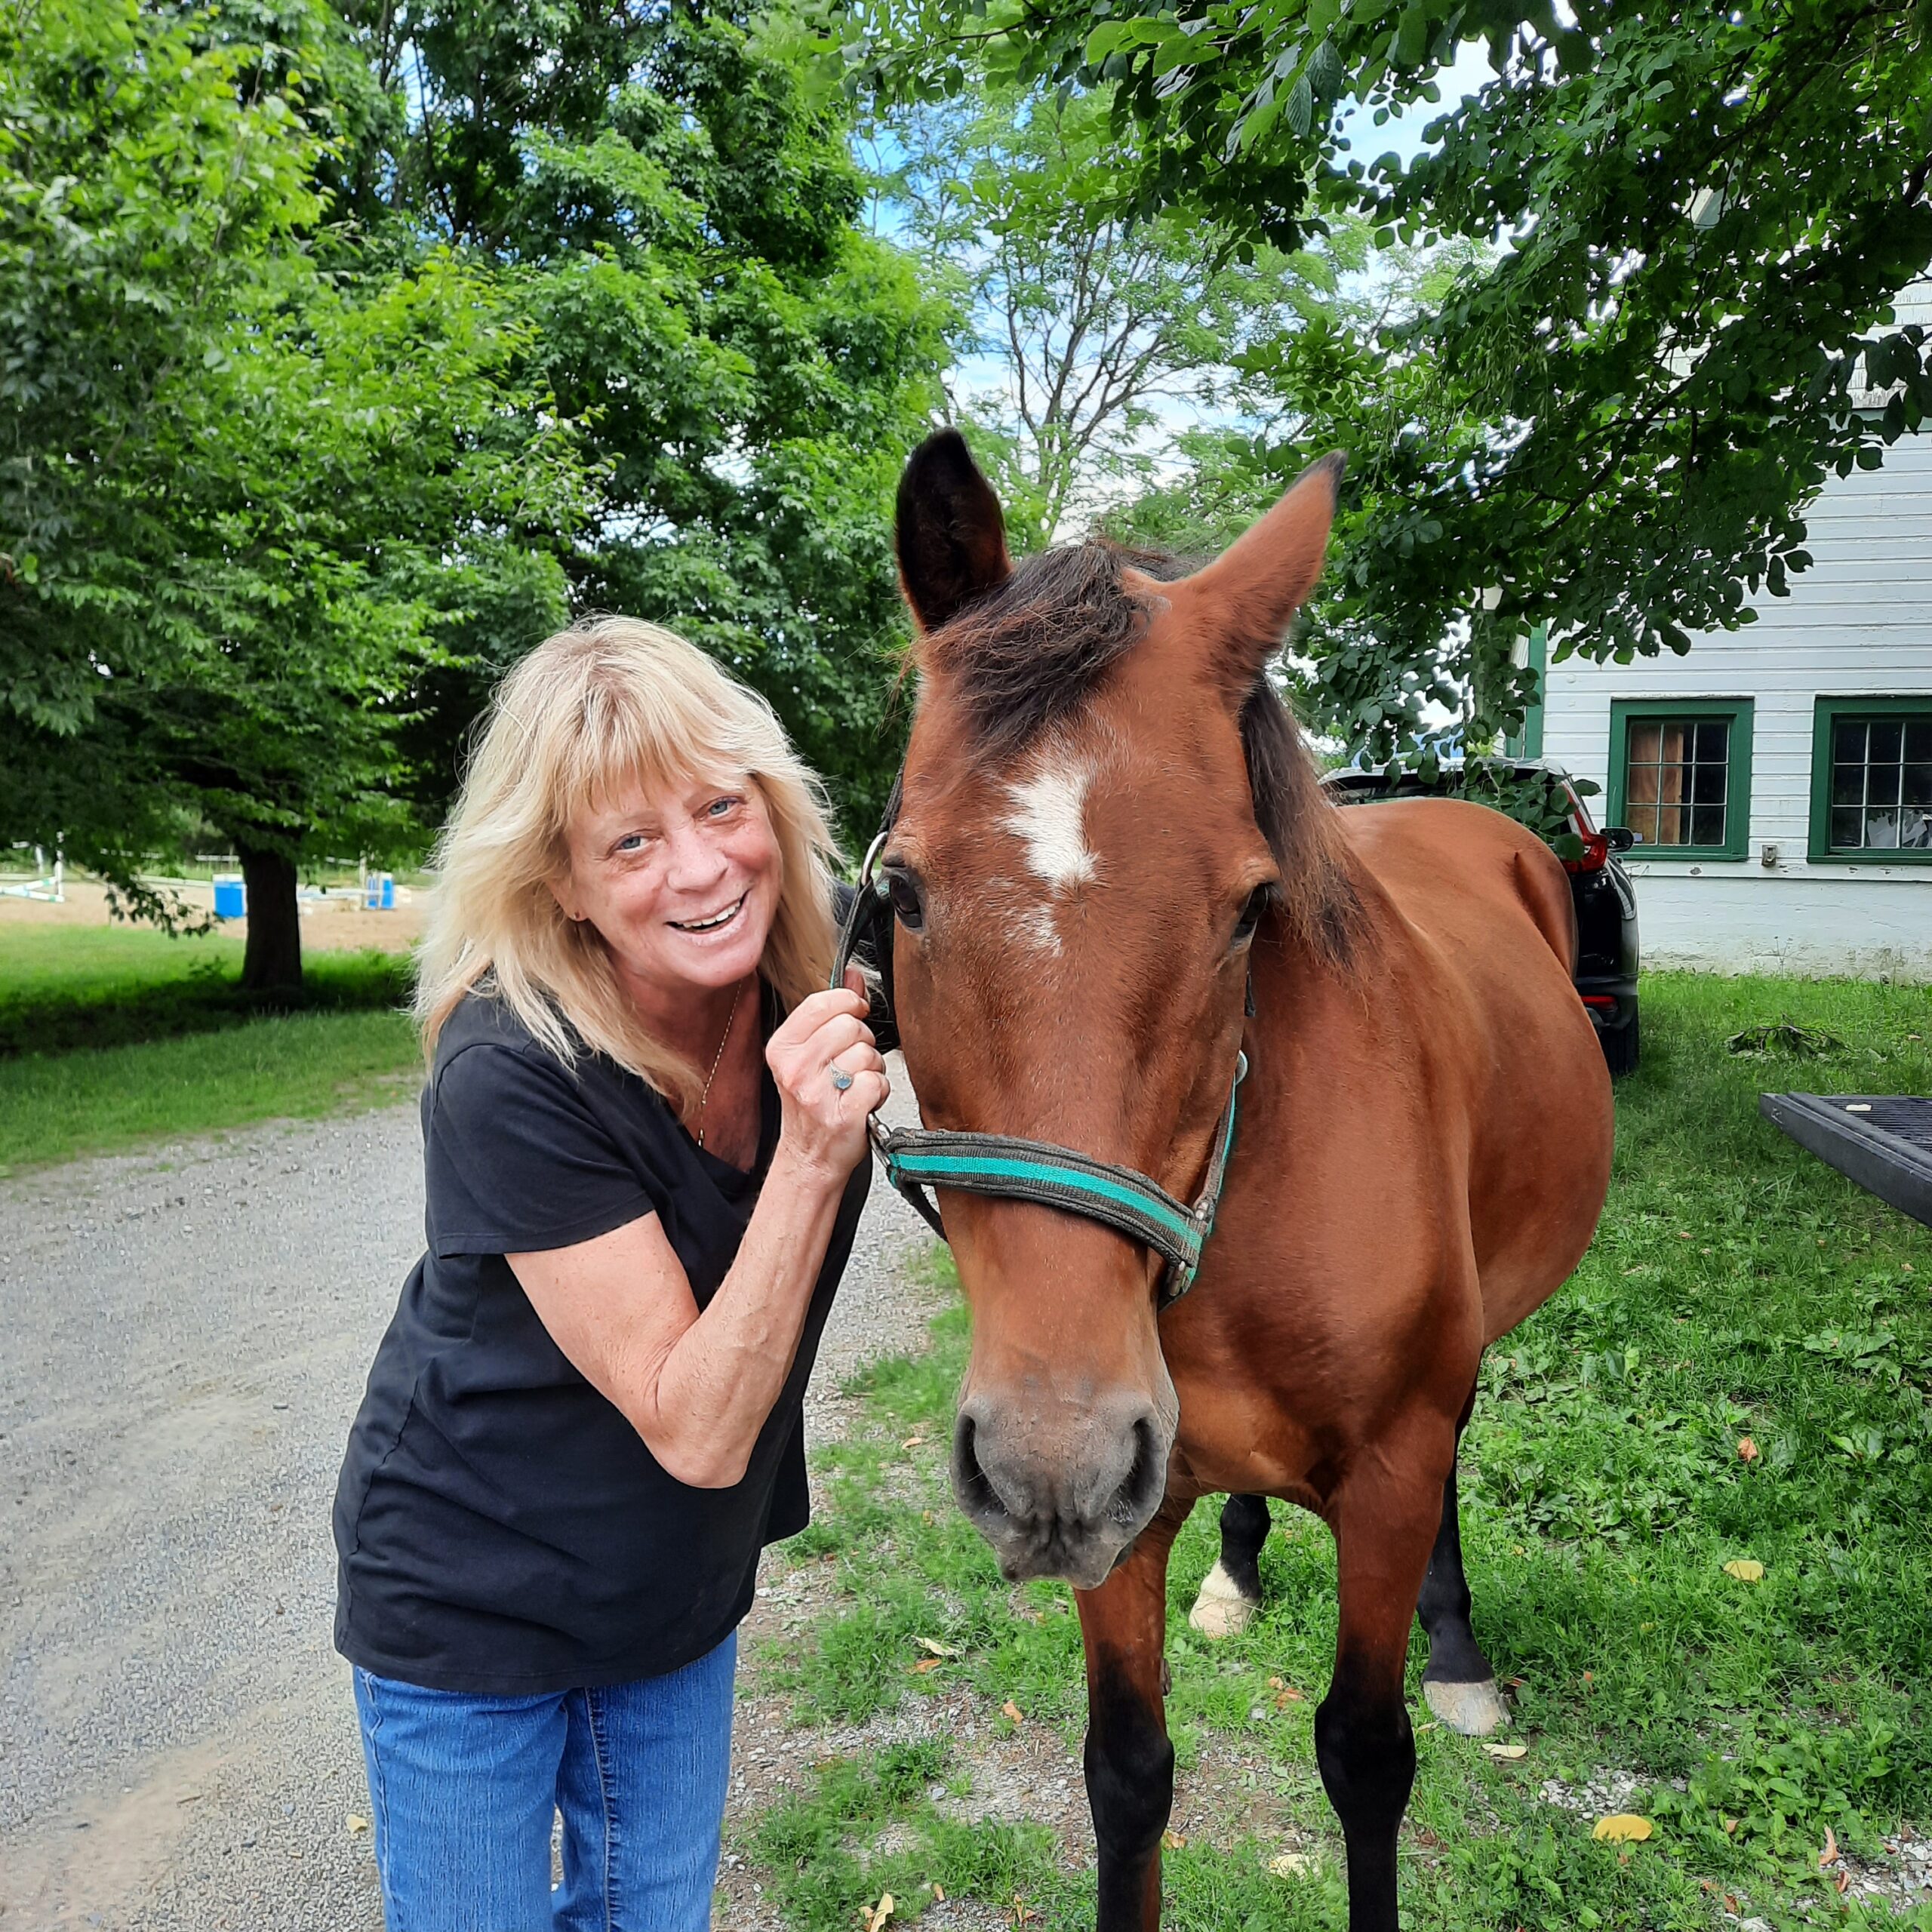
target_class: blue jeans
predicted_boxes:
[352,1635,736,1932]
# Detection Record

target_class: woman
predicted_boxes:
[332,616,887,1930]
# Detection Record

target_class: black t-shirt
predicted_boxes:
[332,986,866,1695]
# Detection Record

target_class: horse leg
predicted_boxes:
[1077,1506,1184,1932]
[1318,1453,1448,1932]
[1186,1493,1269,1638]
[1415,1454,1508,1736]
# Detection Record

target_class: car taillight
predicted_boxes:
[1564,827,1610,875]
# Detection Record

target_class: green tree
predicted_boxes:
[874,82,1355,544]
[2,0,587,989]
[334,0,955,833]
[849,0,1932,758]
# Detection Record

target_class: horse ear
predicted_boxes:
[895,429,1013,633]
[1177,452,1346,681]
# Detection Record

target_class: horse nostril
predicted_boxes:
[951,1409,1010,1525]
[1105,1414,1168,1530]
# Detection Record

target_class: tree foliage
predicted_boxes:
[2,0,587,986]
[874,82,1353,543]
[335,0,953,832]
[4,0,953,986]
[847,0,1932,756]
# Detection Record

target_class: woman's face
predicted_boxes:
[555,771,782,1002]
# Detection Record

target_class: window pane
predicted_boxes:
[1694,720,1730,762]
[1869,718,1903,766]
[1832,808,1863,848]
[1628,763,1660,807]
[1832,761,1866,806]
[1690,805,1725,847]
[1903,809,1932,851]
[1865,811,1900,850]
[1629,721,1661,764]
[1690,760,1726,804]
[1660,724,1691,765]
[1626,804,1659,846]
[1656,803,1687,845]
[1905,720,1932,763]
[1866,757,1903,808]
[1835,720,1868,765]
[1904,763,1932,810]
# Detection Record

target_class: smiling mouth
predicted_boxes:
[669,894,746,934]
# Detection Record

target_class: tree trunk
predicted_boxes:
[236,844,303,995]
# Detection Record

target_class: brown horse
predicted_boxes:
[879,430,1615,1932]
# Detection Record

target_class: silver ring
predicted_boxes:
[829,1065,854,1092]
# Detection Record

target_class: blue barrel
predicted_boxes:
[380,874,395,910]
[213,875,245,920]
[365,871,395,910]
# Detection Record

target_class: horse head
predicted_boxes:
[885,429,1348,1589]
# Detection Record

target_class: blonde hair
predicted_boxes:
[414,616,840,1107]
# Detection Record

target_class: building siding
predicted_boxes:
[1538,422,1932,979]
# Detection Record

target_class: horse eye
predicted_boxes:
[886,870,924,933]
[1232,886,1271,947]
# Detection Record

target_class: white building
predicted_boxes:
[1523,287,1932,978]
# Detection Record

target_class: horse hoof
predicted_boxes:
[1423,1677,1509,1736]
[1186,1560,1260,1638]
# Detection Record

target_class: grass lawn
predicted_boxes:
[0,924,419,1174]
[737,971,1932,1932]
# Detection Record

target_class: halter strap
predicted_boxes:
[830,823,1247,1309]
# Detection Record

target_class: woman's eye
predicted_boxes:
[615,833,645,854]
[886,871,924,932]
[1232,886,1271,946]
[707,796,739,820]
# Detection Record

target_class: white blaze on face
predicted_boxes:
[999,753,1100,955]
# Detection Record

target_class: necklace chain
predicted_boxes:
[694,979,746,1149]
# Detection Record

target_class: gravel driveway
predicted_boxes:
[0,1067,938,1931]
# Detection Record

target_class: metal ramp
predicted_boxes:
[1760,1093,1932,1230]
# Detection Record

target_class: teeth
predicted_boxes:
[672,896,743,933]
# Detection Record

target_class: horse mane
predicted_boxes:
[917,540,1361,968]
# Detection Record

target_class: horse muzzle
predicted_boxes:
[951,1387,1174,1589]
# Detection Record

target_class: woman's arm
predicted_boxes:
[508,977,887,1489]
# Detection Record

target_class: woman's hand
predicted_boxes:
[765,967,889,1181]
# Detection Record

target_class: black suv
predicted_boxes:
[1321,758,1641,1076]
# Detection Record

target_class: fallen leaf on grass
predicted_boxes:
[1483,1743,1528,1760]
[1266,1675,1306,1703]
[1820,1825,1840,1869]
[1737,1437,1760,1463]
[1009,1897,1037,1925]
[1722,1559,1765,1583]
[930,1884,945,1903]
[910,1658,943,1675]
[1001,1699,1025,1723]
[1835,1869,1852,1896]
[861,1892,895,1932]
[1163,1830,1187,1849]
[914,1637,960,1657]
[1592,1815,1652,1843]
[901,1435,926,1451]
[346,1814,369,1835]
[1722,1817,1739,1835]
[1268,1853,1315,1878]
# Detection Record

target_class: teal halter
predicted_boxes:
[832,830,1249,1309]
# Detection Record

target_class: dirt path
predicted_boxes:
[0,1071,940,1932]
